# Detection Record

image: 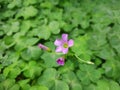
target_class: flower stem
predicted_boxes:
[74,54,94,64]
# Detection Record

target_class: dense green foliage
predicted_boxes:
[0,0,120,90]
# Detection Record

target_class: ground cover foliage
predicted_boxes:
[0,0,120,90]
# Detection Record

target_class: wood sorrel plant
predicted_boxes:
[38,33,94,66]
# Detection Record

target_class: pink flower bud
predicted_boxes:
[56,57,65,66]
[38,43,51,52]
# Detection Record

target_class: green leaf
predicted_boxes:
[62,23,73,32]
[58,60,74,74]
[18,79,31,90]
[3,62,21,79]
[21,46,41,60]
[8,67,21,79]
[0,79,15,90]
[9,84,20,90]
[37,25,51,40]
[108,24,120,54]
[40,1,53,8]
[6,52,20,63]
[41,52,63,67]
[109,80,120,90]
[0,30,4,36]
[87,28,109,50]
[95,44,115,60]
[38,76,69,90]
[16,6,38,19]
[21,48,32,60]
[48,10,63,21]
[23,0,38,6]
[84,79,120,90]
[37,68,58,89]
[20,20,32,35]
[49,21,60,34]
[83,84,96,90]
[76,64,103,85]
[23,61,42,79]
[71,35,92,61]
[7,0,22,9]
[71,11,83,27]
[0,74,5,82]
[80,20,89,29]
[49,0,59,5]
[30,85,48,90]
[69,28,85,38]
[29,46,42,60]
[1,10,15,19]
[14,37,39,51]
[95,79,120,90]
[7,21,20,36]
[102,59,120,79]
[62,71,82,90]
[95,80,110,90]
[91,8,112,27]
[54,80,69,90]
[25,37,39,46]
[44,41,55,51]
[3,36,15,47]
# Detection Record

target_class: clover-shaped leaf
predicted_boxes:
[37,25,51,40]
[102,59,120,79]
[95,80,120,90]
[18,79,30,90]
[49,21,60,34]
[58,60,74,74]
[21,46,42,61]
[41,52,62,67]
[54,80,69,90]
[3,62,21,79]
[108,24,120,54]
[23,0,38,6]
[37,68,58,89]
[16,6,38,19]
[76,64,103,85]
[30,85,48,90]
[7,0,22,9]
[23,61,42,79]
[0,79,15,90]
[71,35,92,61]
[62,71,82,90]
[9,84,20,90]
[14,37,39,51]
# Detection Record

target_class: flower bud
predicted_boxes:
[38,43,51,52]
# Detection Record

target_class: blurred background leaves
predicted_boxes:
[0,0,120,90]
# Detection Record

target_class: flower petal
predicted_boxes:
[55,46,62,52]
[54,39,62,46]
[62,48,68,54]
[68,39,74,47]
[62,34,68,41]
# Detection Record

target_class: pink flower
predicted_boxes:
[54,34,74,54]
[38,43,51,51]
[56,57,64,66]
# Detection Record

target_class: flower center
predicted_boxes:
[63,43,68,48]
